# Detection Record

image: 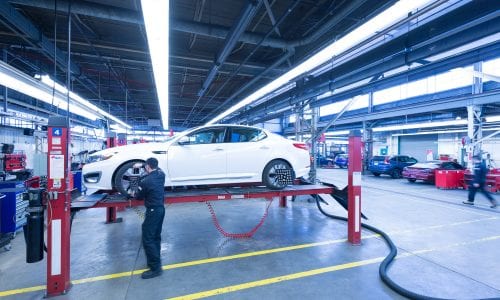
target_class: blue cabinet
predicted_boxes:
[0,181,26,234]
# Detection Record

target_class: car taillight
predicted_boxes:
[293,143,308,151]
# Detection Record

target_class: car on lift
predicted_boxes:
[334,154,349,168]
[402,160,465,183]
[82,124,311,196]
[368,155,418,178]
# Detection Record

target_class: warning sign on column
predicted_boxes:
[49,154,65,179]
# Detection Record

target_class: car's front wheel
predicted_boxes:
[262,160,292,190]
[372,172,381,176]
[113,160,147,196]
[407,178,417,183]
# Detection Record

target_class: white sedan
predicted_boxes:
[82,124,311,196]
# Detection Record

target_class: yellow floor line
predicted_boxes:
[168,235,500,299]
[166,255,393,300]
[0,235,377,297]
[1,216,498,297]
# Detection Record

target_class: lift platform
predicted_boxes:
[71,184,336,210]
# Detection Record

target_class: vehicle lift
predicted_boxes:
[23,116,363,297]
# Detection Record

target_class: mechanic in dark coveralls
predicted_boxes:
[131,157,166,279]
[463,155,497,208]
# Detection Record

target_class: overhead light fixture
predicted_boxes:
[372,119,468,132]
[485,115,500,123]
[206,0,434,125]
[324,130,350,136]
[141,0,169,130]
[0,60,132,128]
[110,123,128,133]
[37,74,131,129]
[0,65,96,120]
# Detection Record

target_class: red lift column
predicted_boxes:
[348,130,362,245]
[105,132,123,223]
[46,116,72,296]
[106,132,116,148]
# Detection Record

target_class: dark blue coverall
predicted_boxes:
[136,168,166,272]
[468,160,494,204]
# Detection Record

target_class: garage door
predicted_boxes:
[399,134,438,162]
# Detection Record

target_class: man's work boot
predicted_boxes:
[141,269,163,279]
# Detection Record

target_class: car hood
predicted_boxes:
[88,141,173,158]
[407,163,440,169]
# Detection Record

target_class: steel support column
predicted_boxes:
[362,121,373,174]
[466,62,484,168]
[348,130,362,245]
[309,106,319,183]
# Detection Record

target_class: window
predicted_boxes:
[229,127,266,143]
[408,158,418,164]
[186,128,226,145]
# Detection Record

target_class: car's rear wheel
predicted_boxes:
[407,178,417,183]
[262,160,292,190]
[113,160,146,196]
[327,161,334,168]
[372,172,381,176]
[391,169,402,179]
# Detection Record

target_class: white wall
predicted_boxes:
[255,119,282,133]
[0,127,104,174]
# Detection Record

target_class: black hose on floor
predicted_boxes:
[314,193,498,300]
[314,194,445,300]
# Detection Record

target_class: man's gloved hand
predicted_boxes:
[127,189,136,198]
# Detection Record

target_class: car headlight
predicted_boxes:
[87,153,115,163]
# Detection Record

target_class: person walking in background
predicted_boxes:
[463,155,497,208]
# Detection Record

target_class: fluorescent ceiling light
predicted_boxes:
[324,130,350,136]
[0,68,97,120]
[141,0,169,130]
[37,75,131,129]
[425,33,500,62]
[373,119,468,132]
[206,0,433,125]
[393,127,500,136]
[110,124,128,133]
[486,115,500,123]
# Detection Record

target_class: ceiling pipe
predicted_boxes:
[197,0,263,98]
[9,0,141,25]
[199,48,295,123]
[9,0,367,50]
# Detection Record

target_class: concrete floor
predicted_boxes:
[0,168,499,299]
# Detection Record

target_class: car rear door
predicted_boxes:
[225,127,270,180]
[167,127,227,182]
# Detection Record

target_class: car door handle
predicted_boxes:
[260,146,270,150]
[213,148,224,151]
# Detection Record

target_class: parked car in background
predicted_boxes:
[316,155,335,168]
[334,154,349,168]
[83,124,311,196]
[402,161,465,183]
[368,155,418,178]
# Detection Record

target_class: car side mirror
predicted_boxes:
[177,136,190,145]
